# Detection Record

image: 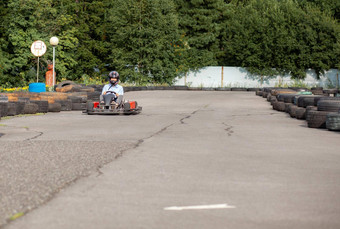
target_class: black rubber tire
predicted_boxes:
[301,96,319,108]
[12,101,25,115]
[275,101,286,112]
[289,104,298,118]
[87,92,101,101]
[270,97,277,106]
[295,107,306,119]
[317,100,340,112]
[48,103,61,112]
[23,103,39,114]
[305,106,317,121]
[266,93,272,102]
[7,103,17,116]
[283,94,297,103]
[30,100,49,113]
[284,103,291,113]
[86,101,94,112]
[55,99,72,111]
[314,97,340,106]
[0,94,8,102]
[306,110,335,128]
[68,96,83,103]
[17,97,30,102]
[72,103,85,110]
[262,91,268,98]
[56,80,77,88]
[0,102,8,117]
[311,87,323,95]
[326,113,340,131]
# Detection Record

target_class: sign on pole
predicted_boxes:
[30,40,47,57]
[30,40,47,82]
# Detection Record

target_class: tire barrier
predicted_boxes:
[326,113,340,131]
[23,103,39,114]
[295,107,306,120]
[87,91,101,101]
[87,84,103,92]
[289,104,298,118]
[48,103,62,112]
[283,94,297,103]
[323,89,339,96]
[317,100,340,112]
[7,103,17,116]
[270,88,296,96]
[306,110,336,128]
[311,87,323,95]
[262,91,268,98]
[274,101,286,112]
[55,99,72,111]
[256,87,340,131]
[72,103,85,110]
[30,100,49,113]
[56,84,95,93]
[300,96,321,108]
[0,102,8,117]
[266,93,272,102]
[270,96,277,106]
[6,102,25,116]
[314,97,340,106]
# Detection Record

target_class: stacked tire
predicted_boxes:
[256,87,340,131]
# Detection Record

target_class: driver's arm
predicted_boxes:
[102,85,108,95]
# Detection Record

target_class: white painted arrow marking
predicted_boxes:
[164,203,235,211]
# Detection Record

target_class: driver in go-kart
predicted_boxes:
[100,71,124,105]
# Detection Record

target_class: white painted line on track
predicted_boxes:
[164,203,236,211]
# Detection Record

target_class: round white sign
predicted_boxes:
[30,40,47,57]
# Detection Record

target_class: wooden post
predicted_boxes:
[221,66,224,87]
[337,73,339,89]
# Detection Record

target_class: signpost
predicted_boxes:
[49,37,59,89]
[30,40,47,82]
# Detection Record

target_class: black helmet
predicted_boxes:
[108,71,119,85]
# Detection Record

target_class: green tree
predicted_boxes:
[221,0,340,79]
[61,0,109,79]
[300,0,340,21]
[0,0,10,82]
[0,0,80,86]
[174,0,228,69]
[105,0,183,85]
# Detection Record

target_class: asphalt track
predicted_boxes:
[1,90,340,229]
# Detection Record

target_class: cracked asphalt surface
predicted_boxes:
[1,90,340,229]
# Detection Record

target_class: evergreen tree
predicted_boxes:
[221,0,340,79]
[0,0,9,83]
[105,0,183,85]
[63,0,110,79]
[174,0,228,69]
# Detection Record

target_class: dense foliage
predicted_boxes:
[0,0,339,86]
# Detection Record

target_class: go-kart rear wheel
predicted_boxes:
[86,101,94,112]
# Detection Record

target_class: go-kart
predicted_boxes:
[84,91,142,115]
